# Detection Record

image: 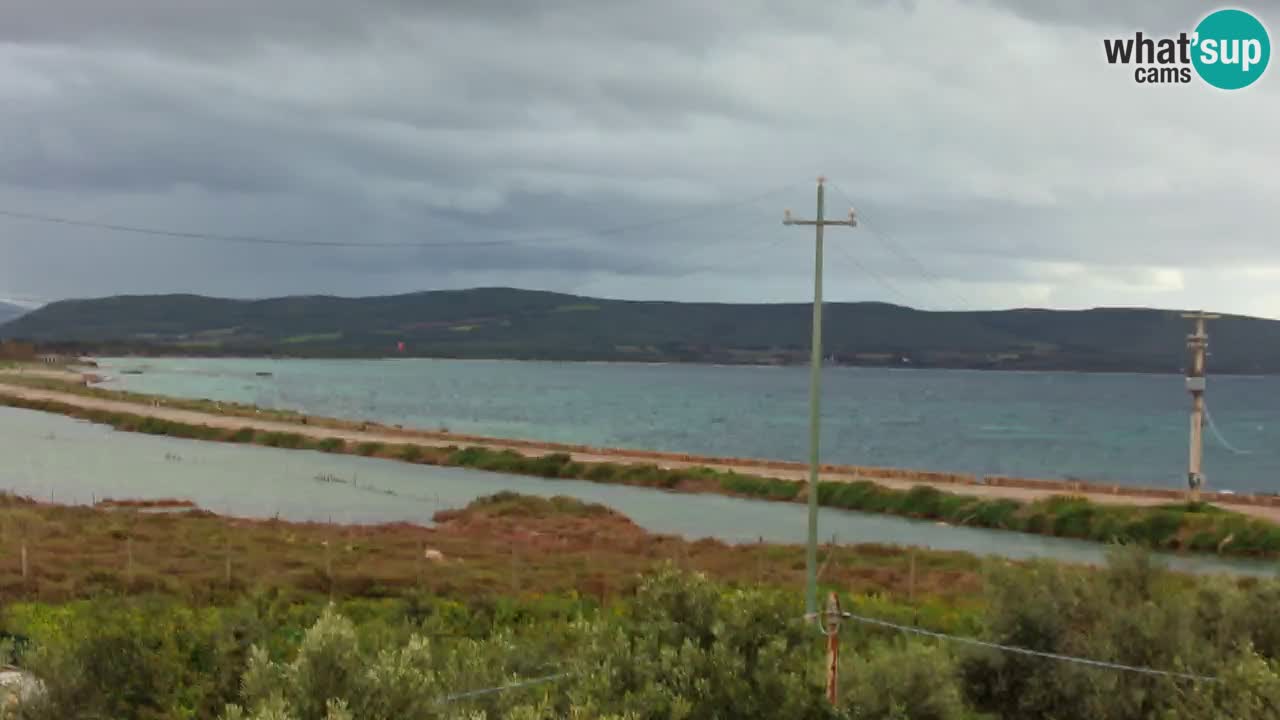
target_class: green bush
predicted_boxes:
[12,597,248,720]
[260,432,305,449]
[968,499,1021,529]
[843,642,969,720]
[584,463,620,483]
[227,427,256,444]
[962,547,1280,719]
[720,473,802,501]
[316,437,345,453]
[7,556,1280,719]
[528,452,573,478]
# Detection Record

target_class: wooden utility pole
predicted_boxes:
[824,592,842,705]
[1183,311,1219,502]
[784,177,856,619]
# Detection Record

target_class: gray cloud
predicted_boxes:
[968,0,1278,30]
[1,0,1278,317]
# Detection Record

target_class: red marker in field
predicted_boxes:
[397,341,405,353]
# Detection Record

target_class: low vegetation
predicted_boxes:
[3,545,1280,719]
[0,492,984,606]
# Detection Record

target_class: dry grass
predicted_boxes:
[0,492,985,606]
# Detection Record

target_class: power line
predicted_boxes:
[654,230,796,276]
[825,182,982,311]
[434,671,575,705]
[1204,402,1252,455]
[0,208,516,249]
[0,182,804,251]
[826,239,918,308]
[823,610,1217,683]
[571,180,807,239]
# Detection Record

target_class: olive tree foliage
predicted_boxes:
[842,642,971,720]
[961,546,1280,720]
[219,605,585,720]
[559,566,836,720]
[220,568,838,720]
[219,568,982,720]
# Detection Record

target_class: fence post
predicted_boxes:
[510,541,519,595]
[908,549,917,602]
[757,536,764,583]
[126,536,134,585]
[324,539,333,600]
[225,535,232,588]
[20,540,28,584]
[825,592,842,705]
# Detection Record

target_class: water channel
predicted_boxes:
[2,407,1275,578]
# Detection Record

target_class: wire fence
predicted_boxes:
[812,610,1219,683]
[435,671,576,706]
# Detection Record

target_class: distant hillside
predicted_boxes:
[3,287,1278,373]
[0,302,26,325]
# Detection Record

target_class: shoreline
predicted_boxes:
[64,368,1280,512]
[32,350,1280,376]
[5,366,1280,559]
[0,366,1275,516]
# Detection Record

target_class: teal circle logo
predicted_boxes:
[1192,9,1270,89]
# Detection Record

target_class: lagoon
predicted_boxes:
[3,406,1275,578]
[97,357,1280,492]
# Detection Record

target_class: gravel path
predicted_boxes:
[4,376,1278,524]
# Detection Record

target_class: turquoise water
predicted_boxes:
[98,357,1280,492]
[2,406,1275,577]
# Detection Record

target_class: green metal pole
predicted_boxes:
[806,179,825,618]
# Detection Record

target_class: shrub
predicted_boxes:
[968,500,1021,529]
[720,473,801,501]
[316,437,345,453]
[14,598,241,720]
[261,432,305,449]
[227,427,257,444]
[843,642,968,720]
[585,464,620,483]
[528,452,573,478]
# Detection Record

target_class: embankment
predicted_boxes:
[4,378,1280,558]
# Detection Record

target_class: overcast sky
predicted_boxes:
[1,0,1278,316]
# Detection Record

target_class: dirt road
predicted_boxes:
[4,377,1279,523]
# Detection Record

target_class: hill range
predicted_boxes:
[3,287,1277,373]
[0,302,26,326]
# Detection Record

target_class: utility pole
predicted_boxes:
[1183,311,1219,502]
[824,592,842,705]
[784,177,856,619]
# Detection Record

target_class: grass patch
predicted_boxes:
[316,437,346,453]
[0,490,988,607]
[720,473,801,501]
[227,427,256,443]
[260,431,306,449]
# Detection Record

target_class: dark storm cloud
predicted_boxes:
[1,0,1278,317]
